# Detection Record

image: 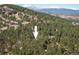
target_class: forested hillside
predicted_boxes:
[0,4,79,55]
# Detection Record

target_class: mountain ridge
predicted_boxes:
[33,8,79,14]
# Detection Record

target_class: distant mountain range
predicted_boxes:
[33,8,79,15]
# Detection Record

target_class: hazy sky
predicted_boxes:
[0,0,79,4]
[19,4,79,10]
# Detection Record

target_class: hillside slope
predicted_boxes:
[0,4,79,55]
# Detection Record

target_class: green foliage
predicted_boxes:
[0,4,79,55]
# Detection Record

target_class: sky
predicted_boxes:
[0,0,79,4]
[19,4,79,10]
[0,0,79,10]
